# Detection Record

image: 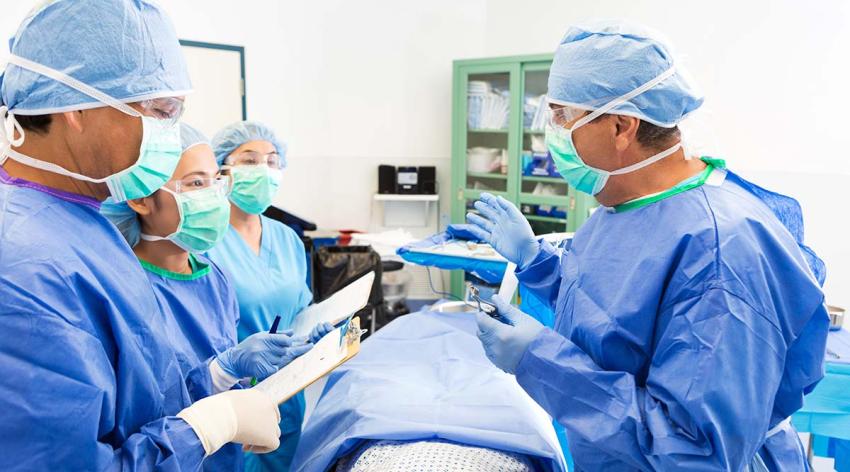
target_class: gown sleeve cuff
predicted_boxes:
[516,328,560,376]
[515,241,560,284]
[514,328,581,413]
[210,358,241,394]
[160,417,208,468]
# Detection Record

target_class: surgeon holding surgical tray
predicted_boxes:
[0,1,284,469]
[466,20,829,471]
[101,123,331,471]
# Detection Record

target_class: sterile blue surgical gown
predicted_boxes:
[139,253,242,471]
[514,166,828,471]
[208,215,313,472]
[0,168,206,470]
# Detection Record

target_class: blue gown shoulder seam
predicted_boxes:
[664,285,782,334]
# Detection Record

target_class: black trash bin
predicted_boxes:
[313,245,386,337]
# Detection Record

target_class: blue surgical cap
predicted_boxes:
[0,0,192,115]
[548,20,703,127]
[100,198,141,248]
[211,121,287,167]
[180,122,210,152]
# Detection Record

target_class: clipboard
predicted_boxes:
[254,317,364,405]
[289,272,375,338]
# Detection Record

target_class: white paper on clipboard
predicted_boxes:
[289,271,375,338]
[254,323,356,404]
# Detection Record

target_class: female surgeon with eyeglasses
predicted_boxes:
[101,123,332,471]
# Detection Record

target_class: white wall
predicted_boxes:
[483,0,850,306]
[156,0,487,241]
[2,0,847,305]
[1,0,486,238]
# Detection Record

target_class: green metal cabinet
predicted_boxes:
[450,54,597,297]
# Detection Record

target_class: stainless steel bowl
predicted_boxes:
[381,268,411,305]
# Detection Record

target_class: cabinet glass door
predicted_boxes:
[465,71,512,195]
[519,63,569,235]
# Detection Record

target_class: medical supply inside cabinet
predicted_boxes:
[465,73,511,195]
[467,80,509,130]
[519,68,569,233]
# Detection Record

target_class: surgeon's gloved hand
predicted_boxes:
[178,389,281,456]
[308,322,334,344]
[476,296,544,374]
[216,329,312,381]
[466,192,539,270]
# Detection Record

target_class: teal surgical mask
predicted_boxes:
[228,165,282,214]
[0,54,183,202]
[545,66,682,196]
[140,183,231,253]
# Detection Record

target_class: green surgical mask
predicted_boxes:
[546,122,682,197]
[228,166,282,214]
[140,184,231,253]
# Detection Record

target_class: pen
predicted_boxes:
[251,315,282,386]
[269,315,281,335]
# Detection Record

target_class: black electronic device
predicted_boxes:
[396,166,419,194]
[378,165,396,194]
[418,166,436,194]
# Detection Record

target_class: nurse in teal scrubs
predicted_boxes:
[208,121,313,472]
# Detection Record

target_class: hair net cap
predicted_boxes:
[211,121,288,166]
[548,19,703,127]
[1,0,192,115]
[100,198,141,247]
[180,122,210,153]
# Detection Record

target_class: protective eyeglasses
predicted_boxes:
[226,150,283,169]
[545,102,588,130]
[165,175,231,195]
[134,97,185,127]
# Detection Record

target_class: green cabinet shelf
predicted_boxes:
[450,54,598,297]
[524,214,568,224]
[522,175,566,184]
[466,172,508,180]
[518,193,569,207]
[468,128,509,134]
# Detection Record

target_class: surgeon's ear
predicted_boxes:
[612,115,640,153]
[59,110,85,133]
[126,196,154,217]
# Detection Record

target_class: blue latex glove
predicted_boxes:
[308,322,335,344]
[445,223,486,242]
[476,296,544,374]
[466,192,539,270]
[217,329,312,380]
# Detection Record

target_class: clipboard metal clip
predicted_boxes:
[339,317,367,347]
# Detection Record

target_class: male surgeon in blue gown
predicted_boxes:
[0,1,282,470]
[467,20,829,471]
